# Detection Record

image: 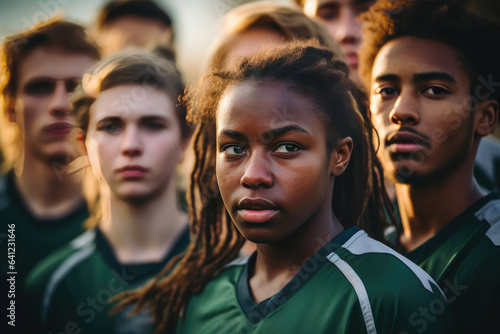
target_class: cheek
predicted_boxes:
[215,159,237,199]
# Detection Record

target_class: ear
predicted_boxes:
[330,137,353,176]
[7,108,16,122]
[475,99,499,137]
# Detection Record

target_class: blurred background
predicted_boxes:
[0,0,292,84]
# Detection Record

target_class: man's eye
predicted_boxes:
[423,86,449,96]
[144,122,165,130]
[65,80,80,93]
[98,123,121,133]
[24,81,55,96]
[275,143,300,153]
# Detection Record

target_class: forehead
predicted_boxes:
[224,28,285,71]
[307,0,362,9]
[371,37,469,85]
[92,84,175,120]
[18,47,95,88]
[216,81,319,132]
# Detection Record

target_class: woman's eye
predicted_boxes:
[376,87,398,97]
[223,145,245,155]
[275,143,300,153]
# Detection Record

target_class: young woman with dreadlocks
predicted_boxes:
[114,43,454,333]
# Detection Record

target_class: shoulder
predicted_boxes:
[27,229,97,286]
[334,230,442,295]
[475,196,500,246]
[329,230,453,333]
[0,172,12,211]
[25,230,97,314]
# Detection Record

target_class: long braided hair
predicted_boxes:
[112,42,394,332]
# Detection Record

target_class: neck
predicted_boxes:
[396,159,484,252]
[99,181,187,264]
[13,151,84,219]
[250,202,343,303]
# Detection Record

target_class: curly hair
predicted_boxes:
[112,42,393,332]
[359,0,500,104]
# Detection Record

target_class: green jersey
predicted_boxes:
[0,171,87,285]
[26,226,190,333]
[389,193,500,333]
[176,226,454,334]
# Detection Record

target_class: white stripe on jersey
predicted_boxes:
[41,242,95,323]
[475,199,500,246]
[327,252,377,334]
[475,199,500,227]
[341,230,444,296]
[486,222,500,246]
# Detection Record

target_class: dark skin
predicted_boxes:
[369,37,499,251]
[215,81,352,302]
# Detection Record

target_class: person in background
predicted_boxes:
[0,18,99,290]
[360,0,500,332]
[92,0,175,60]
[26,50,192,333]
[208,1,344,72]
[294,0,374,84]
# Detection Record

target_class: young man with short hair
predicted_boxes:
[360,1,500,332]
[93,0,174,59]
[0,19,99,287]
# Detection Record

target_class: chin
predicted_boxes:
[119,194,153,205]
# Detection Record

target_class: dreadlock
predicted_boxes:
[112,42,393,332]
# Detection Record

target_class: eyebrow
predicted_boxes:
[96,115,169,122]
[413,72,457,84]
[374,72,457,84]
[373,74,400,83]
[219,125,310,140]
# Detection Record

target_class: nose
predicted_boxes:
[48,81,72,116]
[120,125,143,157]
[334,7,359,44]
[240,150,273,189]
[389,90,420,125]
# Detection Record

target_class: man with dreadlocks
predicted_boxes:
[359,0,500,333]
[114,43,453,333]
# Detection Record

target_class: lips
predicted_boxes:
[344,52,359,68]
[237,198,279,223]
[116,165,149,178]
[386,129,431,153]
[42,122,73,136]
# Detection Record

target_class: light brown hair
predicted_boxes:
[0,18,100,172]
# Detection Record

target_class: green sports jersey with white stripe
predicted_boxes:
[26,226,189,333]
[176,226,454,334]
[0,171,87,286]
[395,193,500,334]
